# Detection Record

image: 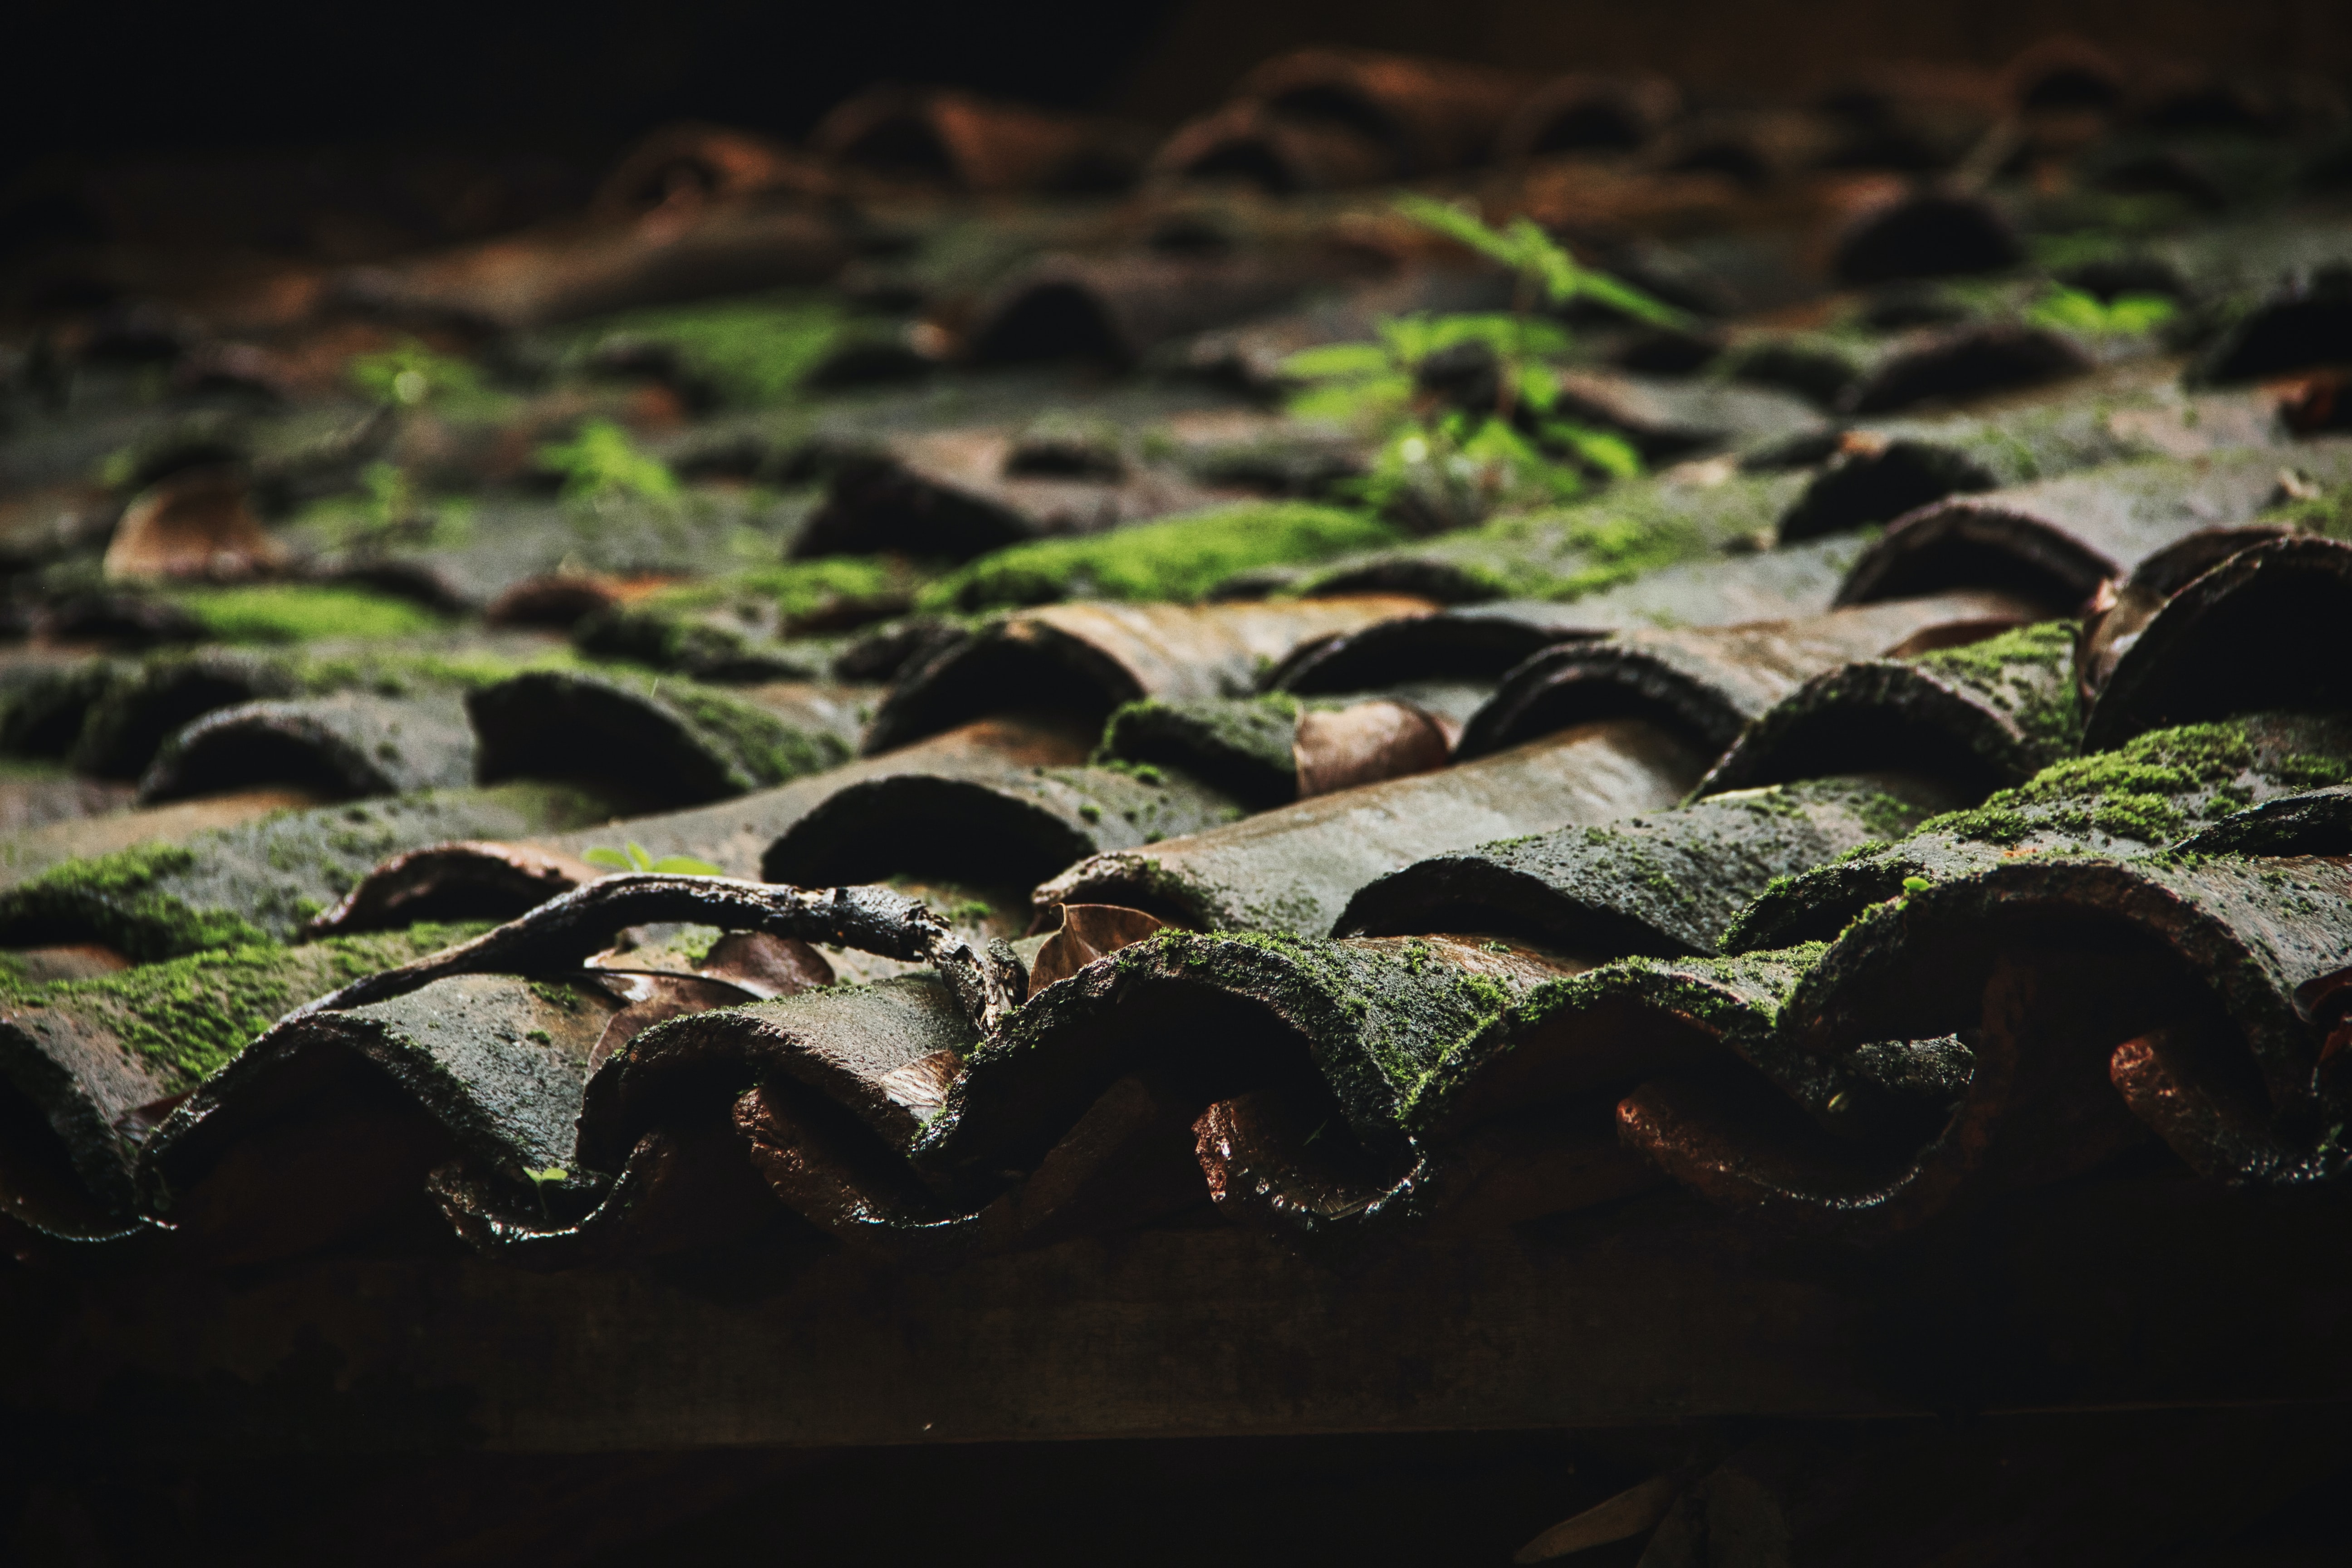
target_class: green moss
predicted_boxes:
[2088,792,2185,840]
[1912,619,2082,755]
[2259,484,2352,541]
[1356,470,1796,604]
[297,644,593,697]
[3,844,269,961]
[1926,803,2037,845]
[1911,619,2075,684]
[1722,784,1810,821]
[0,923,483,1088]
[1532,508,1715,600]
[571,296,848,407]
[660,682,850,786]
[1094,694,1303,802]
[170,584,451,646]
[2275,751,2352,789]
[1916,720,2288,847]
[1407,941,1828,1126]
[646,556,926,631]
[1455,970,1513,1012]
[1852,789,1930,843]
[1144,925,1528,1100]
[0,785,618,960]
[528,979,593,1013]
[920,502,1401,612]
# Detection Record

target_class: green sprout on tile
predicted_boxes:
[2024,284,2178,338]
[523,1164,569,1221]
[583,842,724,876]
[284,460,473,555]
[1393,194,1695,328]
[349,338,492,409]
[536,420,681,509]
[359,460,414,522]
[1277,196,1683,529]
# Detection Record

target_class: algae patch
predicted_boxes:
[0,923,486,1088]
[0,844,269,961]
[171,584,452,646]
[921,502,1400,612]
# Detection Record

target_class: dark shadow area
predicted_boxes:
[140,726,378,805]
[1840,518,2110,609]
[763,775,1098,890]
[1779,438,1999,541]
[468,677,738,808]
[0,2,1186,172]
[1834,195,2024,286]
[1720,704,2016,801]
[969,283,1130,368]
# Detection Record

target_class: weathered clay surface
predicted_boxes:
[864,596,1431,753]
[1837,442,2352,608]
[1338,773,1957,954]
[1036,719,1710,935]
[1696,619,2083,798]
[1457,588,2042,759]
[0,782,619,957]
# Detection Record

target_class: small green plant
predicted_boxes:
[349,339,491,409]
[523,1163,569,1220]
[537,421,680,509]
[286,461,472,555]
[1279,196,1679,527]
[359,459,414,523]
[1393,194,1692,328]
[2025,285,2178,337]
[583,842,723,876]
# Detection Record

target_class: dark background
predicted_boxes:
[2,0,1183,168]
[5,0,2349,260]
[12,0,2352,167]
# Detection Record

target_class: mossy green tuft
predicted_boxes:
[920,502,1400,612]
[171,585,452,646]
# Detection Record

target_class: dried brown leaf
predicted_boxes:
[1025,903,1166,997]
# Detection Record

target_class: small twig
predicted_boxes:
[291,874,1024,1035]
